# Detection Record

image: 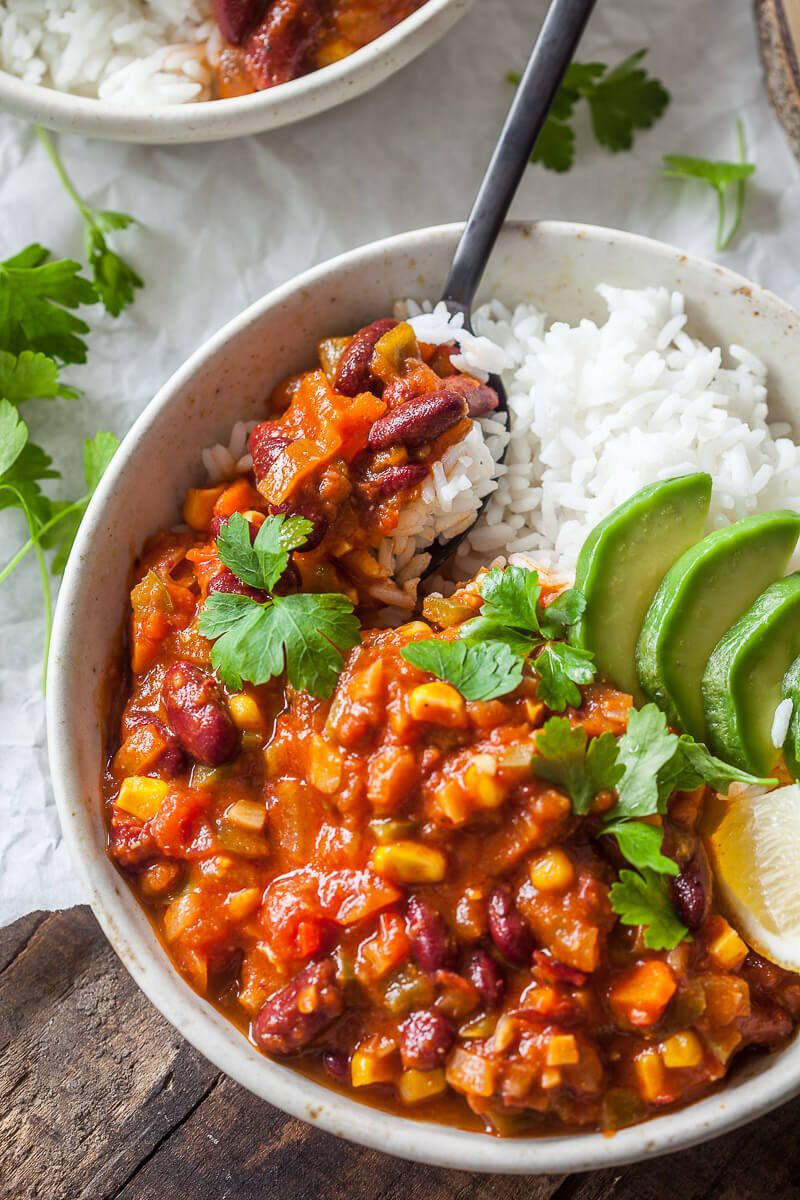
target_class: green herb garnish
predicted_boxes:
[36,126,142,316]
[662,118,755,251]
[530,717,621,814]
[609,868,689,951]
[401,639,524,702]
[197,512,361,697]
[401,566,594,710]
[509,50,670,173]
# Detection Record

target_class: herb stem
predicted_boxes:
[34,126,95,229]
[715,188,727,253]
[0,500,82,584]
[719,117,749,252]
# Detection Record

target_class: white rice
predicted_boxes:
[202,283,800,611]
[0,0,216,105]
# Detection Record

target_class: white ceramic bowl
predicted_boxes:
[0,0,473,144]
[48,221,800,1173]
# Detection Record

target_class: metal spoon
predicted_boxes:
[421,0,598,578]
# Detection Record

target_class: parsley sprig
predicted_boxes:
[197,513,361,697]
[509,50,670,173]
[530,702,772,948]
[401,566,594,709]
[662,119,755,251]
[35,127,142,317]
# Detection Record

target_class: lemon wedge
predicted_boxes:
[705,783,800,970]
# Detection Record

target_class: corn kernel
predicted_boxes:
[708,920,749,971]
[308,734,343,794]
[660,1030,703,1069]
[370,841,446,884]
[182,485,225,530]
[315,36,352,68]
[529,848,575,892]
[634,1048,666,1103]
[241,509,266,529]
[225,799,266,833]
[525,699,545,726]
[398,1068,447,1105]
[228,693,263,732]
[227,887,262,921]
[464,754,507,809]
[408,681,466,727]
[540,1067,562,1090]
[116,776,168,820]
[397,621,431,639]
[546,1033,579,1066]
[351,1048,397,1087]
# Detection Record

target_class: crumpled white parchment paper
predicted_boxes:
[1,0,799,925]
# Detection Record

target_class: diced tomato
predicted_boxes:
[262,868,401,961]
[130,570,196,674]
[149,790,218,861]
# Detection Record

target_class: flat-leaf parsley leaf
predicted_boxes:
[198,513,361,698]
[609,868,689,950]
[530,716,621,815]
[662,118,755,251]
[401,638,524,701]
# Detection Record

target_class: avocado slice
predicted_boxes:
[636,512,800,740]
[781,655,800,782]
[571,474,712,701]
[703,573,800,776]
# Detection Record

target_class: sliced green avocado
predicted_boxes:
[570,474,712,701]
[781,655,800,782]
[703,573,800,776]
[636,511,800,740]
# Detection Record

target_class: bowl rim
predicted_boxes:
[0,0,473,144]
[47,219,800,1174]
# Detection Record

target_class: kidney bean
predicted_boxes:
[367,389,467,450]
[334,318,397,397]
[125,709,187,779]
[673,846,712,931]
[249,424,294,484]
[267,499,328,552]
[373,463,429,498]
[398,1008,455,1070]
[207,567,268,603]
[213,0,267,45]
[533,950,588,987]
[243,0,322,89]
[161,661,239,767]
[407,896,451,974]
[739,999,793,1048]
[466,949,505,1010]
[322,1049,351,1081]
[254,959,344,1055]
[439,374,500,417]
[488,887,534,965]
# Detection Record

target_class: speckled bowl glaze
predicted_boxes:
[48,221,800,1172]
[0,0,473,144]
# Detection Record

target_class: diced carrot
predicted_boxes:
[357,911,411,981]
[610,961,677,1027]
[183,485,225,530]
[213,478,263,517]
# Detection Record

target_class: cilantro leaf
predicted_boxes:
[613,704,679,819]
[0,400,29,476]
[510,51,669,174]
[663,118,755,251]
[36,126,142,317]
[0,349,78,405]
[44,431,119,574]
[0,247,95,364]
[538,587,585,638]
[531,716,621,815]
[401,638,523,701]
[533,640,595,711]
[662,735,775,795]
[603,820,679,876]
[588,50,670,152]
[216,511,312,592]
[470,566,542,633]
[609,868,688,950]
[201,590,360,698]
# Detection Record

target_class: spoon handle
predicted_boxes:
[441,0,597,317]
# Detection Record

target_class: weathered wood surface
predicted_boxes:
[757,0,800,160]
[2,907,800,1200]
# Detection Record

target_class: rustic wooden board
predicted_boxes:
[757,0,800,160]
[3,906,800,1199]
